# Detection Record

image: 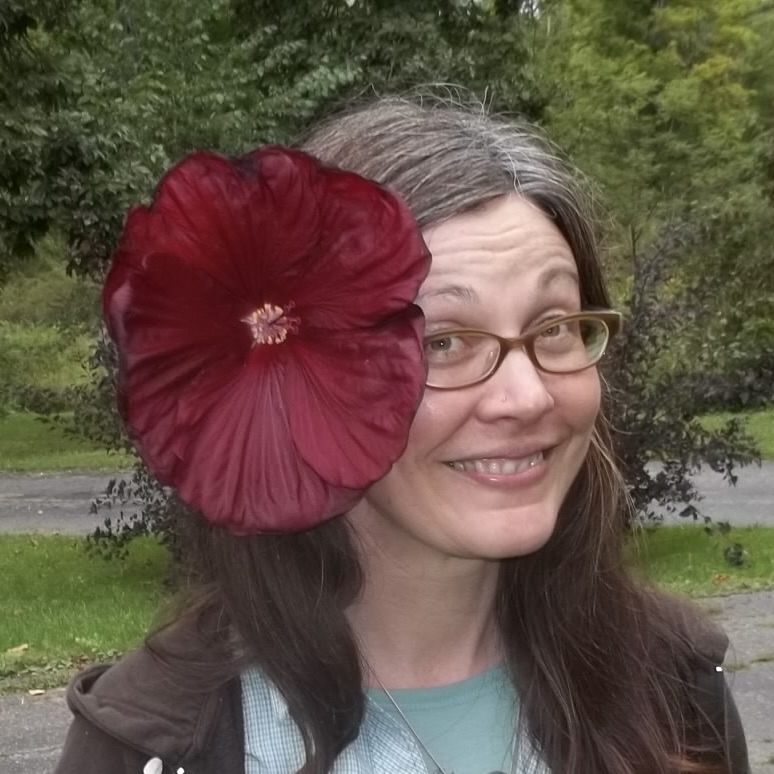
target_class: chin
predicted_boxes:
[460,508,560,560]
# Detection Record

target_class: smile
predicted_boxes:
[445,451,544,475]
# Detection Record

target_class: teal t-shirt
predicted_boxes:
[367,664,516,774]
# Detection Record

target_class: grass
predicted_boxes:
[630,525,774,597]
[698,408,774,459]
[0,321,94,391]
[0,412,131,472]
[1,526,773,692]
[0,535,167,692]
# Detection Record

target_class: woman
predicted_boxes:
[55,96,749,774]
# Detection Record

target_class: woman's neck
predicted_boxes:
[346,539,502,689]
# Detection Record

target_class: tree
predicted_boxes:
[469,0,771,525]
[0,1,83,278]
[4,0,543,282]
[2,0,761,550]
[534,0,773,401]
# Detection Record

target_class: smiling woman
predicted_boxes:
[55,95,749,774]
[349,196,606,565]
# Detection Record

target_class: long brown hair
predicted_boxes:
[153,94,731,774]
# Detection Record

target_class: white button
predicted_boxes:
[143,759,163,774]
[715,665,724,673]
[177,768,185,774]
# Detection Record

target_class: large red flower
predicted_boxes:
[103,147,430,532]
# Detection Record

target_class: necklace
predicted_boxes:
[369,670,511,774]
[371,671,449,774]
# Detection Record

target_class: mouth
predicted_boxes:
[444,450,546,476]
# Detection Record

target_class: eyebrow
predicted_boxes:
[416,283,480,304]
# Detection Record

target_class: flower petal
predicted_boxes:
[108,149,335,308]
[107,254,250,391]
[285,309,426,487]
[171,370,363,531]
[292,166,431,330]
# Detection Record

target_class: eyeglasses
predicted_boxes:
[424,310,622,390]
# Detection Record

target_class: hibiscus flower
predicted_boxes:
[103,146,430,532]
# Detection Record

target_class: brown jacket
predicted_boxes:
[54,613,750,774]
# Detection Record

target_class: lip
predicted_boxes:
[443,448,552,489]
[444,444,555,465]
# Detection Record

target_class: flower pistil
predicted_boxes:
[242,302,300,346]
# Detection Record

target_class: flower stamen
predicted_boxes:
[242,303,300,346]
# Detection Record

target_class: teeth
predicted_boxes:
[447,452,544,475]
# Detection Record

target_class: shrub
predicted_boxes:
[0,235,100,329]
[686,304,774,412]
[87,466,184,563]
[0,321,92,413]
[604,224,760,524]
[688,350,773,412]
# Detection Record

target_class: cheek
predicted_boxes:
[559,371,601,433]
[398,390,462,459]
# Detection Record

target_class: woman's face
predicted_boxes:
[348,194,600,563]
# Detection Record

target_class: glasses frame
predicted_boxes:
[424,310,623,390]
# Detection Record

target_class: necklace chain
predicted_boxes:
[371,671,451,774]
[368,668,511,774]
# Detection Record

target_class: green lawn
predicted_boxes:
[0,412,131,472]
[698,408,774,459]
[630,525,774,597]
[0,535,167,692]
[1,526,772,692]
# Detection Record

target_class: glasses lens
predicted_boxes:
[532,317,609,373]
[424,332,499,388]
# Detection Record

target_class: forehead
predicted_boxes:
[418,194,578,304]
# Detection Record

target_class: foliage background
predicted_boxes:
[1,0,771,546]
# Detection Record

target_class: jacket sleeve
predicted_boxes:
[693,665,751,774]
[54,713,151,774]
[54,677,246,774]
[724,684,751,774]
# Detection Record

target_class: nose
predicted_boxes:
[474,346,555,423]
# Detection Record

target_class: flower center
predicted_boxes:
[242,303,299,346]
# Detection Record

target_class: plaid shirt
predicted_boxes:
[242,667,547,774]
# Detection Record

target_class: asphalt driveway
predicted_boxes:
[1,463,772,534]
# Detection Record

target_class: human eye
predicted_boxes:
[424,332,479,365]
[534,317,581,348]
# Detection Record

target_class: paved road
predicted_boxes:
[2,591,773,774]
[0,471,134,534]
[1,463,772,534]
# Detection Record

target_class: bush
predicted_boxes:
[688,350,773,412]
[87,467,185,563]
[0,321,92,413]
[686,304,774,412]
[74,334,185,561]
[605,224,760,524]
[0,235,100,329]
